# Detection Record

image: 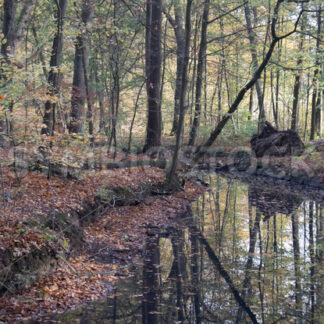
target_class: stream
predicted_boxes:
[53,173,323,323]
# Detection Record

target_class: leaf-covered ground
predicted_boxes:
[0,166,205,322]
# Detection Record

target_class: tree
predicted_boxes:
[0,0,34,139]
[144,0,162,152]
[243,1,265,132]
[188,0,210,146]
[167,0,193,182]
[69,0,95,134]
[310,4,322,140]
[0,0,18,141]
[164,1,185,135]
[41,0,68,136]
[291,3,306,132]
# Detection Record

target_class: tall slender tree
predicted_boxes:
[0,0,34,139]
[41,0,68,135]
[69,0,95,134]
[291,3,306,132]
[144,0,162,151]
[0,0,17,139]
[164,1,185,135]
[168,0,193,182]
[244,1,265,132]
[310,4,322,140]
[188,0,210,146]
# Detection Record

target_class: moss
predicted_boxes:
[43,212,84,249]
[96,185,139,206]
[0,244,57,297]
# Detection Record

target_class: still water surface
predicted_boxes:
[57,174,324,323]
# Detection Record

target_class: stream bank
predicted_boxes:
[0,166,205,322]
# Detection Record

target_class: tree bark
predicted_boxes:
[244,2,265,132]
[291,4,306,132]
[69,0,95,134]
[310,5,321,140]
[41,0,67,135]
[188,0,210,146]
[0,0,17,140]
[167,4,185,135]
[167,0,193,182]
[1,0,18,57]
[144,0,162,151]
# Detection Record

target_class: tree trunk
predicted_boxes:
[69,0,95,134]
[107,0,121,156]
[244,2,265,132]
[168,4,185,135]
[167,0,193,182]
[291,4,306,132]
[0,0,17,140]
[310,5,321,140]
[1,0,17,57]
[188,0,210,146]
[144,0,162,151]
[41,0,67,135]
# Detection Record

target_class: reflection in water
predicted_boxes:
[57,175,324,323]
[247,179,304,221]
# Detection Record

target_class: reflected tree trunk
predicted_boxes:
[309,202,315,324]
[171,229,188,322]
[315,203,324,322]
[235,207,261,323]
[291,212,302,308]
[142,235,160,324]
[189,224,258,324]
[190,222,201,323]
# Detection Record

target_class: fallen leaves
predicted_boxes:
[0,255,119,322]
[0,165,206,322]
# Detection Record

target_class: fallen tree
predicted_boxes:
[250,121,304,158]
[191,0,305,165]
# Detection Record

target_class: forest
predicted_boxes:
[0,0,323,323]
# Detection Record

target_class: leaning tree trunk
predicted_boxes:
[69,0,95,134]
[144,0,162,152]
[41,0,67,135]
[193,0,303,164]
[188,0,210,146]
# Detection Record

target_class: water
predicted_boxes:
[56,174,324,323]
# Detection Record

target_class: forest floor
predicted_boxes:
[0,164,205,322]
